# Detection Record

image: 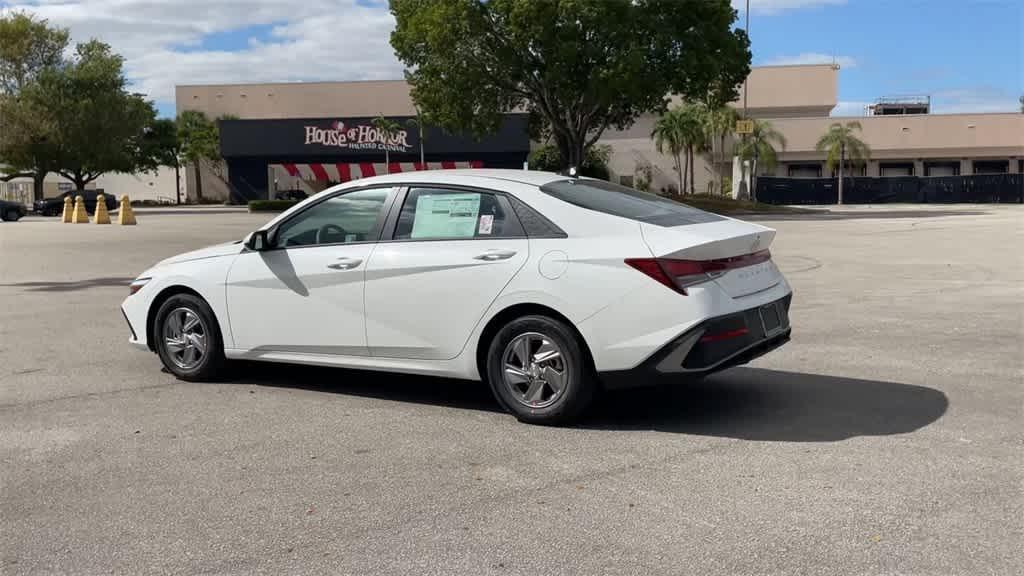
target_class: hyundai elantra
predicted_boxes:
[123,170,792,424]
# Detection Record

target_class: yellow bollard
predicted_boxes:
[70,195,90,223]
[93,193,111,224]
[117,195,136,225]
[61,196,73,223]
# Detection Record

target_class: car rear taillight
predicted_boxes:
[625,250,771,295]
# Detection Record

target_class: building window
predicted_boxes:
[973,160,1008,174]
[879,162,914,177]
[787,164,822,178]
[924,161,959,177]
[831,163,867,177]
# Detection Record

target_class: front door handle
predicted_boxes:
[326,257,363,270]
[473,249,517,261]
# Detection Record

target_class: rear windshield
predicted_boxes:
[539,179,723,227]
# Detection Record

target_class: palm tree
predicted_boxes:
[405,106,428,167]
[815,121,870,205]
[652,104,707,195]
[652,107,687,195]
[702,105,738,195]
[680,103,708,195]
[371,115,402,165]
[735,119,787,201]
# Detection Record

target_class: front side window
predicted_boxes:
[540,179,723,227]
[394,188,524,240]
[275,188,390,247]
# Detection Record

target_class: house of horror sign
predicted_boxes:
[218,115,530,159]
[218,114,530,202]
[304,120,413,153]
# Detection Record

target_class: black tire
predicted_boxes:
[485,314,594,425]
[154,293,227,381]
[2,209,20,222]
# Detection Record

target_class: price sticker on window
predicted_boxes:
[478,214,494,235]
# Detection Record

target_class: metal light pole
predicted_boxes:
[743,0,749,116]
[742,0,751,200]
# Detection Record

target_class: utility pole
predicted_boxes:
[742,0,751,200]
[743,0,749,115]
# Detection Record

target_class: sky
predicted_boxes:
[1,0,1021,118]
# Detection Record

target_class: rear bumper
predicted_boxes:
[599,293,792,389]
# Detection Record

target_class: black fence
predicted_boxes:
[756,174,1024,205]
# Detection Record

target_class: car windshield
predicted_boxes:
[539,179,724,227]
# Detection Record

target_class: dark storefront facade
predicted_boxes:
[218,114,531,202]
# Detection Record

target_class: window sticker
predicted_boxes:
[411,193,481,238]
[478,214,494,235]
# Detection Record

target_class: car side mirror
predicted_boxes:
[246,229,273,251]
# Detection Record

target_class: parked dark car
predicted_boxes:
[274,189,308,201]
[1,199,27,221]
[34,189,117,216]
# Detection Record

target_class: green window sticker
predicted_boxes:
[411,193,481,238]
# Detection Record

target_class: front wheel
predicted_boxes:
[154,293,226,381]
[485,315,594,425]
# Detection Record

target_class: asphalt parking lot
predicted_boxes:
[2,205,1021,575]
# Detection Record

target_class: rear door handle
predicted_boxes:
[326,257,363,270]
[473,249,517,261]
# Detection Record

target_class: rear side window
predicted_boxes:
[539,179,723,227]
[394,188,525,240]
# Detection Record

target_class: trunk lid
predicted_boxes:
[640,219,782,298]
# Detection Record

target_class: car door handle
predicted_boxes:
[326,257,363,270]
[473,249,517,261]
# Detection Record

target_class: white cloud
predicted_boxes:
[2,1,404,105]
[929,89,1021,114]
[763,52,856,68]
[733,0,846,15]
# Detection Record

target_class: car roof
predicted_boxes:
[337,169,568,189]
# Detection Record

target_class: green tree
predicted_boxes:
[372,115,402,165]
[702,105,739,195]
[37,41,158,189]
[0,12,68,95]
[390,0,750,171]
[815,121,870,205]
[528,143,611,180]
[681,104,709,195]
[176,110,221,202]
[736,119,787,201]
[652,107,688,195]
[141,118,183,203]
[652,103,706,195]
[0,12,69,200]
[405,105,430,166]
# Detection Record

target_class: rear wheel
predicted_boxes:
[154,293,226,381]
[2,209,20,222]
[485,315,594,425]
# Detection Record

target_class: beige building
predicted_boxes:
[174,64,1023,202]
[602,64,1023,194]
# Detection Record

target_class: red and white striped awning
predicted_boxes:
[271,161,484,183]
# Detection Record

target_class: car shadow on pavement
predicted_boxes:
[230,363,947,442]
[583,367,949,441]
[0,277,135,292]
[227,361,502,413]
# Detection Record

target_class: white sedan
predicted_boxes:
[122,170,792,424]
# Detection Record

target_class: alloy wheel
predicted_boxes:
[162,307,208,370]
[501,332,568,409]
